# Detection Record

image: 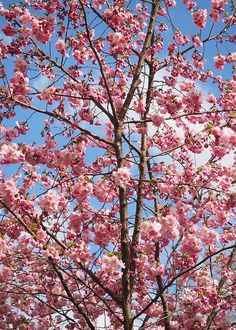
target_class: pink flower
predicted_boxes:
[179,81,195,92]
[6,128,18,140]
[160,214,180,240]
[174,31,189,45]
[210,0,227,22]
[55,39,67,56]
[226,52,236,63]
[15,57,28,72]
[220,127,236,147]
[168,43,177,53]
[134,100,146,114]
[185,1,197,10]
[183,89,203,112]
[0,268,11,282]
[192,9,208,29]
[69,213,81,230]
[19,11,32,24]
[0,177,19,204]
[10,72,31,101]
[107,32,129,55]
[192,51,206,69]
[31,16,55,44]
[73,49,89,64]
[38,190,59,213]
[198,226,219,245]
[151,113,164,127]
[207,93,217,104]
[40,87,56,104]
[113,167,131,188]
[158,7,167,16]
[134,123,148,134]
[182,234,202,255]
[72,176,93,201]
[192,35,203,48]
[158,23,168,31]
[0,143,24,164]
[214,55,226,69]
[141,220,162,242]
[166,0,176,7]
[36,229,48,244]
[2,23,17,36]
[136,3,142,12]
[93,0,106,9]
[94,223,118,247]
[94,178,117,202]
[78,109,94,123]
[102,255,124,274]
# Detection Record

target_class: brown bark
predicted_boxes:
[114,128,132,329]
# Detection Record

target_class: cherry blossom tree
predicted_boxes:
[0,0,235,329]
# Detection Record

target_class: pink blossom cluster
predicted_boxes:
[14,57,28,72]
[69,213,81,231]
[214,54,226,69]
[135,254,165,282]
[0,0,235,328]
[102,254,124,274]
[0,143,25,164]
[211,126,236,148]
[183,88,203,112]
[103,6,146,35]
[158,22,168,32]
[19,11,56,44]
[192,51,206,69]
[192,9,208,29]
[94,178,117,202]
[198,226,219,245]
[93,222,118,247]
[38,190,59,213]
[36,228,48,244]
[73,49,93,65]
[10,72,31,102]
[211,0,227,22]
[155,91,182,115]
[0,177,19,205]
[93,0,106,10]
[150,112,164,127]
[78,108,94,123]
[55,39,67,56]
[150,128,181,152]
[192,35,203,48]
[182,233,202,257]
[107,32,130,55]
[174,31,189,45]
[140,219,162,242]
[182,0,197,10]
[220,80,236,112]
[133,100,146,114]
[113,167,131,188]
[166,0,176,7]
[159,214,180,240]
[2,22,17,36]
[72,175,93,202]
[38,87,56,104]
[226,52,236,63]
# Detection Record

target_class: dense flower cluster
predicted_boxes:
[0,0,235,329]
[192,9,208,29]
